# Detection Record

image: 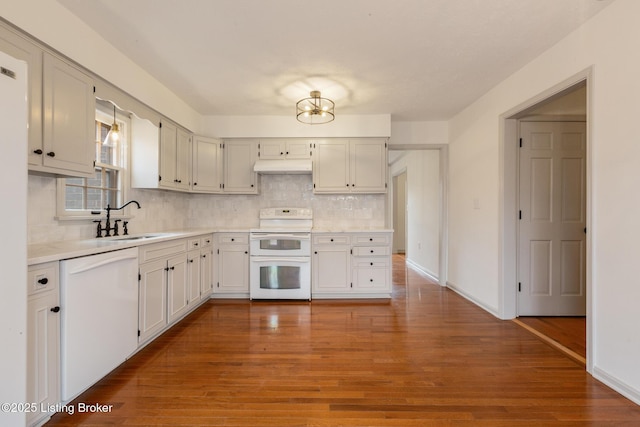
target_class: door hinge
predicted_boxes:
[584,227,587,234]
[519,210,522,220]
[159,122,162,128]
[138,330,141,337]
[138,273,141,281]
[519,138,522,148]
[518,282,521,292]
[93,86,96,93]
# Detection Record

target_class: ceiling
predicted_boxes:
[57,0,612,121]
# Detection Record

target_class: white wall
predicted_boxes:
[202,114,391,138]
[390,150,440,279]
[447,0,640,403]
[390,121,449,146]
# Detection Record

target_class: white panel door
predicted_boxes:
[518,121,586,315]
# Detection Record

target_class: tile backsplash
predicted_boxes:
[28,174,386,244]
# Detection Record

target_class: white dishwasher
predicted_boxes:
[60,247,138,402]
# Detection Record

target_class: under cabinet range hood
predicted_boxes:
[253,159,312,174]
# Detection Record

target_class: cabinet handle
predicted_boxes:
[314,251,318,254]
[231,238,235,241]
[189,259,194,263]
[37,277,49,285]
[170,266,175,270]
[194,182,198,186]
[280,152,284,155]
[370,250,374,253]
[50,306,60,313]
[202,254,207,258]
[330,238,334,242]
[244,251,248,254]
[33,149,43,155]
[370,279,374,282]
[370,238,373,241]
[194,242,199,246]
[370,262,373,266]
[46,151,55,157]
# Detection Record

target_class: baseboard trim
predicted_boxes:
[405,259,439,284]
[445,280,500,318]
[592,366,640,406]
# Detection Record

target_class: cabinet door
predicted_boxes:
[175,128,192,191]
[350,139,387,193]
[0,28,43,168]
[159,121,177,189]
[138,259,168,342]
[27,291,59,426]
[285,140,311,159]
[312,246,351,292]
[259,140,286,159]
[167,254,189,323]
[192,135,222,193]
[200,247,214,299]
[216,246,249,292]
[42,52,95,177]
[313,139,349,192]
[187,249,201,306]
[223,140,258,193]
[352,260,390,291]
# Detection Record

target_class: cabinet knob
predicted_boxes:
[46,151,55,157]
[33,149,43,155]
[370,250,374,253]
[330,238,334,242]
[50,306,60,313]
[37,277,49,285]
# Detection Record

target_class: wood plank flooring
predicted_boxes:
[46,255,640,426]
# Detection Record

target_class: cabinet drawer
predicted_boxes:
[217,233,248,245]
[352,246,390,257]
[27,262,59,296]
[354,267,388,289]
[200,235,213,248]
[352,258,389,268]
[139,238,188,263]
[313,234,350,245]
[187,237,202,250]
[353,234,390,245]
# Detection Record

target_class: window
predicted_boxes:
[57,102,128,219]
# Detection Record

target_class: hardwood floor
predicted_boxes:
[46,255,640,426]
[514,316,586,365]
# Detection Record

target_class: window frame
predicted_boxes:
[56,102,130,220]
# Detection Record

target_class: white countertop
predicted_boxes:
[28,227,393,265]
[27,228,245,265]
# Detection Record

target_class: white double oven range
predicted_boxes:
[249,207,312,300]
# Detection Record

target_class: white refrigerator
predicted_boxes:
[0,49,28,427]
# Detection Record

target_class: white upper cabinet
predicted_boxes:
[131,118,192,192]
[41,52,96,177]
[192,135,222,193]
[160,121,192,191]
[313,138,388,193]
[258,139,311,160]
[222,139,258,194]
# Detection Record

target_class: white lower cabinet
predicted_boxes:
[312,234,351,295]
[199,235,214,300]
[212,233,249,297]
[138,234,213,344]
[27,262,60,427]
[312,231,392,298]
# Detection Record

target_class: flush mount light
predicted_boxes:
[103,104,120,147]
[296,90,335,124]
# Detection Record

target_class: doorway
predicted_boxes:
[500,72,591,370]
[388,146,447,286]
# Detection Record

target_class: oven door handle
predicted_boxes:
[251,256,310,263]
[250,233,310,240]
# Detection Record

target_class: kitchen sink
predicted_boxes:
[106,233,172,241]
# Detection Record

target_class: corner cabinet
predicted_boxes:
[192,135,222,193]
[312,138,388,193]
[222,140,259,194]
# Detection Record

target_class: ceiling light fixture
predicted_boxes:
[103,104,120,147]
[296,90,335,124]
